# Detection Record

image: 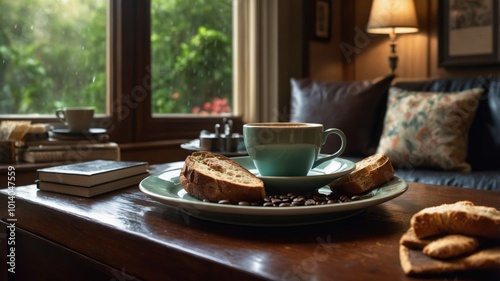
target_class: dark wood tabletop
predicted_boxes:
[1,170,499,281]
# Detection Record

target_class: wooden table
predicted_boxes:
[1,169,499,281]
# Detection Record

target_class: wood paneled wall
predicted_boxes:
[309,0,500,81]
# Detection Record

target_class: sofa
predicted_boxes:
[290,75,500,191]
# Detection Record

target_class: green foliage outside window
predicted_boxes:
[151,0,233,114]
[0,0,107,114]
[0,0,232,115]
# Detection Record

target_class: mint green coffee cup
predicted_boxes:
[243,122,346,177]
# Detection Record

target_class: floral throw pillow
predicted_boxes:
[376,87,484,172]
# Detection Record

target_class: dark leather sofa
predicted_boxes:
[290,76,500,191]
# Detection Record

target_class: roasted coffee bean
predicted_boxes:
[339,195,349,202]
[238,201,250,206]
[293,196,305,202]
[305,199,316,206]
[218,200,231,204]
[271,198,282,204]
[351,195,362,201]
[313,195,323,201]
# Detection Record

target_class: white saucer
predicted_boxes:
[231,156,356,193]
[51,128,107,136]
[139,170,408,226]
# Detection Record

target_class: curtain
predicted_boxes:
[233,0,279,123]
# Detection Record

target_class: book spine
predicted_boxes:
[23,148,120,163]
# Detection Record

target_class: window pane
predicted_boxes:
[0,0,107,115]
[151,0,233,115]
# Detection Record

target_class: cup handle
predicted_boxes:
[311,128,346,168]
[55,110,66,123]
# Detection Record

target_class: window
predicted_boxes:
[1,0,304,144]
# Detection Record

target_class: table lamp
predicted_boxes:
[366,0,419,73]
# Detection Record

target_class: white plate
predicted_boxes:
[139,169,408,226]
[231,156,356,193]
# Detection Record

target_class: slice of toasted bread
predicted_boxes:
[179,151,265,203]
[329,154,394,196]
[411,201,500,239]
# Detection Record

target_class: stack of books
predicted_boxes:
[36,160,149,197]
[17,127,120,163]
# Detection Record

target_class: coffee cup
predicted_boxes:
[243,122,346,176]
[55,107,94,132]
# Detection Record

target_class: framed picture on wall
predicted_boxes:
[438,0,500,66]
[313,0,331,41]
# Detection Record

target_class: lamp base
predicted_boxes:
[388,55,398,74]
[388,40,398,74]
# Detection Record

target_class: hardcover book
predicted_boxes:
[37,173,149,197]
[37,160,149,187]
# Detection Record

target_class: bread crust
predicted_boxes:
[329,154,394,196]
[179,152,265,203]
[411,201,500,239]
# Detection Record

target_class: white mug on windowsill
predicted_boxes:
[55,107,94,132]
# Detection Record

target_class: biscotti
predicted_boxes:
[329,154,394,196]
[422,234,480,259]
[411,201,500,239]
[179,151,265,203]
[400,201,500,275]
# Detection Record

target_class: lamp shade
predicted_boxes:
[367,0,418,34]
